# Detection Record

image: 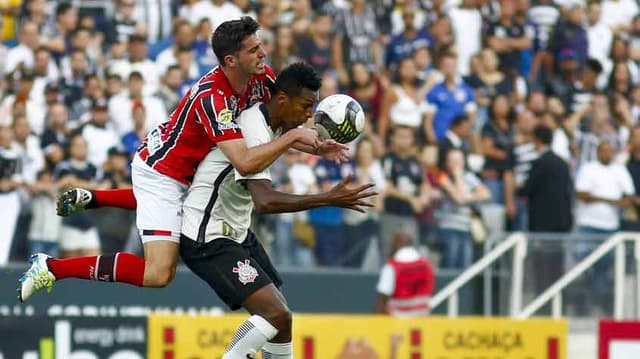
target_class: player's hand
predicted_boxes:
[290,127,319,147]
[316,139,350,163]
[327,174,377,213]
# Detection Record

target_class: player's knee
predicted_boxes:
[145,264,176,287]
[262,306,292,334]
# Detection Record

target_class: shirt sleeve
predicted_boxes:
[376,264,396,296]
[194,91,244,144]
[234,111,272,182]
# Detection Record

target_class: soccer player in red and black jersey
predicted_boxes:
[19,17,347,302]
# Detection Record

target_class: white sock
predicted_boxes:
[223,315,278,359]
[262,342,293,359]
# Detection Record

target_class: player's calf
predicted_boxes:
[223,285,293,359]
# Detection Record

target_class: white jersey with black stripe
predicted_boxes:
[181,103,278,244]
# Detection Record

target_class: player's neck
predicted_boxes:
[264,101,282,132]
[221,66,251,94]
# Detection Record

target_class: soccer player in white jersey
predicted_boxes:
[18,17,347,303]
[180,62,376,359]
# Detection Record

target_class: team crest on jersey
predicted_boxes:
[232,259,258,285]
[147,128,162,154]
[218,109,234,124]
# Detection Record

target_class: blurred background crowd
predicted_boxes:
[1,0,640,275]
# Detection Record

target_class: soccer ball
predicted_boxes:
[314,94,365,144]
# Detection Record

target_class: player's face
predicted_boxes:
[280,88,318,131]
[236,35,267,75]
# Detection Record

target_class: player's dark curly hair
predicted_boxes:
[274,62,321,97]
[211,16,260,67]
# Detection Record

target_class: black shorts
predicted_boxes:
[179,230,283,310]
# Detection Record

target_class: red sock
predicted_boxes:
[48,252,145,287]
[90,189,137,210]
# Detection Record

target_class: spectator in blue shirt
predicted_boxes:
[549,3,588,71]
[425,53,476,144]
[386,6,433,69]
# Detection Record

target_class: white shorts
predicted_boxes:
[132,154,188,243]
[59,226,100,251]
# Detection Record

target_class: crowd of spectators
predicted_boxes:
[1,0,640,273]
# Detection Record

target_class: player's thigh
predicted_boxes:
[143,240,179,270]
[243,231,284,290]
[180,235,275,310]
[131,156,187,243]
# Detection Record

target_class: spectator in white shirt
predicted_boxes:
[586,2,613,66]
[0,72,46,136]
[108,71,167,137]
[12,115,44,186]
[190,0,243,29]
[0,125,23,266]
[5,21,40,75]
[31,47,61,107]
[81,98,120,168]
[574,141,635,305]
[155,19,198,78]
[576,140,634,233]
[109,34,161,97]
[601,0,639,34]
[448,0,482,76]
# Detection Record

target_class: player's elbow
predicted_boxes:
[252,197,274,214]
[235,163,253,177]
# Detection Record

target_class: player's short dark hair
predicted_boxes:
[533,125,552,145]
[274,62,321,97]
[211,16,260,66]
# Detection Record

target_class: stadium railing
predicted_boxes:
[431,231,640,319]
[518,232,640,319]
[429,232,528,317]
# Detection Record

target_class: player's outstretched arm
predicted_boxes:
[246,174,377,214]
[218,127,318,176]
[293,139,350,163]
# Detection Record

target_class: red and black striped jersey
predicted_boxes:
[137,65,276,184]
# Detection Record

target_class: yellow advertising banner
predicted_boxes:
[148,314,567,359]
